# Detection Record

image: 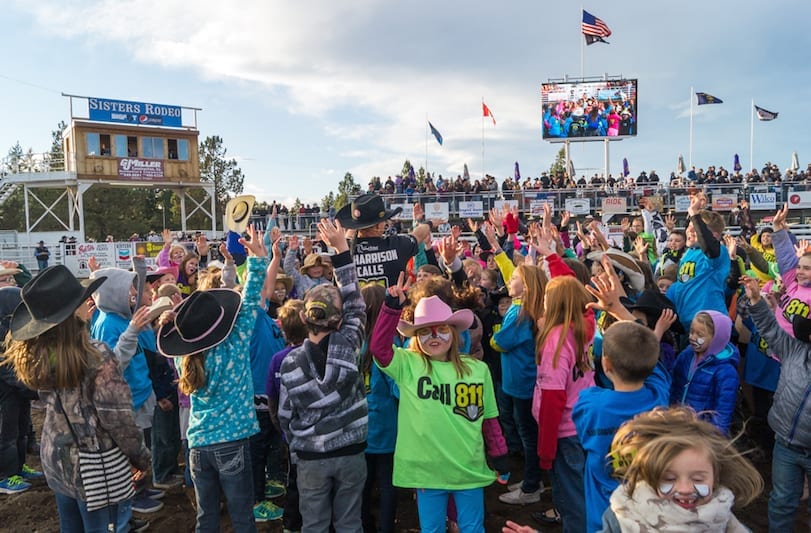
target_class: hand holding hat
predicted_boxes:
[238,224,266,258]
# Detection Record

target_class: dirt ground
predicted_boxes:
[0,411,806,532]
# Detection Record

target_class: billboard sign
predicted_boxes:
[117,158,164,180]
[564,198,591,215]
[88,96,182,127]
[424,202,450,221]
[748,192,776,211]
[541,79,638,141]
[601,196,626,215]
[788,191,811,209]
[711,194,737,211]
[458,201,484,218]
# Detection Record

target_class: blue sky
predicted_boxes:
[3,1,810,206]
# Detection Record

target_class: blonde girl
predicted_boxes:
[533,276,596,533]
[604,406,763,532]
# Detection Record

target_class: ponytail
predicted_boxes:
[179,352,207,394]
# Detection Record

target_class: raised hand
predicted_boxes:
[482,221,500,250]
[633,236,649,261]
[653,308,678,342]
[317,218,348,253]
[560,210,571,227]
[722,234,737,260]
[218,241,233,263]
[586,257,630,314]
[620,217,630,232]
[450,224,462,240]
[88,256,101,272]
[795,239,811,258]
[412,202,424,221]
[195,234,210,257]
[288,234,300,250]
[488,207,504,230]
[438,234,458,266]
[387,271,410,306]
[664,213,676,232]
[161,228,173,245]
[467,218,480,234]
[772,203,789,231]
[128,305,153,331]
[687,192,707,217]
[239,224,267,257]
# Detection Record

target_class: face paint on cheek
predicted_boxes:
[417,327,452,345]
[659,482,712,501]
[694,484,710,498]
[690,336,706,350]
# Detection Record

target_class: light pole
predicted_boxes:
[158,203,165,229]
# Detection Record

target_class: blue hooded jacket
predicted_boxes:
[670,310,740,434]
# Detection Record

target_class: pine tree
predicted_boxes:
[199,135,245,223]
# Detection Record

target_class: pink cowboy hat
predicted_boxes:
[397,295,474,337]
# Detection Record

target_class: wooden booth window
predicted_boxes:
[167,138,189,161]
[142,137,165,159]
[115,135,138,157]
[86,133,112,156]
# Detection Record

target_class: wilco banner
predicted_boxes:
[711,194,738,211]
[458,201,484,218]
[749,192,776,211]
[788,191,811,209]
[118,158,164,180]
[88,96,182,127]
[601,197,626,215]
[564,198,591,215]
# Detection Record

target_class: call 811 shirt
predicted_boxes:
[378,347,499,490]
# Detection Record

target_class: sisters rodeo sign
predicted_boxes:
[88,96,182,127]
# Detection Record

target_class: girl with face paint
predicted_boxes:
[670,311,740,435]
[601,407,763,532]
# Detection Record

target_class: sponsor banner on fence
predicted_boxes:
[674,195,691,213]
[391,203,414,220]
[601,196,626,215]
[564,198,591,215]
[66,242,128,278]
[788,191,811,209]
[711,194,738,211]
[458,201,484,218]
[529,198,555,216]
[749,192,776,211]
[494,200,519,212]
[423,202,450,221]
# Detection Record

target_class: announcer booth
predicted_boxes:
[57,94,214,238]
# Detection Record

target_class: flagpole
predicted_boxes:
[689,86,694,169]
[749,98,754,173]
[425,114,429,178]
[481,97,485,180]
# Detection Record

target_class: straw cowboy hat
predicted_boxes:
[587,248,645,293]
[299,253,327,275]
[225,195,256,233]
[157,289,242,357]
[397,295,474,337]
[144,296,175,324]
[10,265,107,341]
[335,193,402,230]
[275,274,293,294]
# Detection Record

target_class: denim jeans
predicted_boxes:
[152,395,181,484]
[416,487,484,533]
[190,439,256,533]
[494,380,522,453]
[249,410,271,502]
[283,460,302,532]
[54,492,132,533]
[503,393,542,492]
[550,436,586,533]
[362,452,397,533]
[0,392,29,479]
[297,452,366,533]
[768,438,811,532]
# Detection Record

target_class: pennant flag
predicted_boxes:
[463,163,470,180]
[754,104,778,121]
[582,10,611,45]
[428,122,443,145]
[514,161,521,181]
[696,92,723,105]
[483,102,496,126]
[677,154,686,175]
[791,151,800,172]
[734,154,742,172]
[568,160,576,179]
[622,157,630,177]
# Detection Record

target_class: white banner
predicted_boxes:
[423,202,450,221]
[674,195,691,213]
[564,198,591,215]
[392,203,414,220]
[64,242,119,278]
[748,192,776,211]
[601,196,626,215]
[494,199,519,213]
[458,201,484,219]
[788,191,811,209]
[711,193,738,211]
[529,199,555,216]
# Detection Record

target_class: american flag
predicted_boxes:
[582,10,611,44]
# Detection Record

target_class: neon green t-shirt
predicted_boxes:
[378,347,499,489]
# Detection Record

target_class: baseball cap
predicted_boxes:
[303,284,342,329]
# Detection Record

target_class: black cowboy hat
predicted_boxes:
[335,193,402,229]
[157,289,242,357]
[621,290,684,333]
[10,265,107,341]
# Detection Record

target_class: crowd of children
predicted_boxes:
[0,190,809,533]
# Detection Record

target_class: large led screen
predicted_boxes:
[541,79,638,141]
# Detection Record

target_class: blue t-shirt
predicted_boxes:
[492,303,536,399]
[365,362,399,454]
[250,313,286,400]
[742,317,781,392]
[573,363,671,533]
[667,246,730,331]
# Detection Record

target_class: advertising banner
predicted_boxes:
[118,158,164,180]
[674,195,691,213]
[391,203,414,220]
[788,191,811,209]
[458,201,484,218]
[748,192,776,211]
[494,199,519,212]
[564,198,591,215]
[711,194,738,211]
[88,96,182,127]
[529,198,555,216]
[601,196,626,215]
[423,202,450,221]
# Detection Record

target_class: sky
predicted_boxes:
[2,0,810,207]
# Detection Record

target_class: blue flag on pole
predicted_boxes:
[696,92,723,105]
[734,154,742,172]
[429,122,443,145]
[623,157,630,177]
